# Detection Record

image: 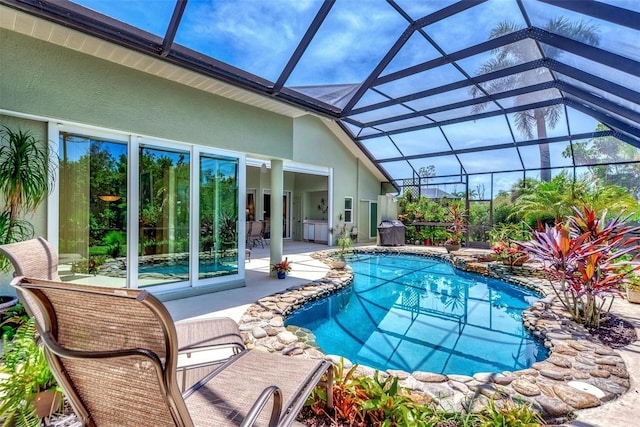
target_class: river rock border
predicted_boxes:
[237,246,631,422]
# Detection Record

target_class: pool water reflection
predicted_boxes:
[285,254,547,376]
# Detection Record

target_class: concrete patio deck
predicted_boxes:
[165,241,640,427]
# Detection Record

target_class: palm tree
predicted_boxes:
[471,18,599,181]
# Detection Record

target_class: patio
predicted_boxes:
[165,241,640,426]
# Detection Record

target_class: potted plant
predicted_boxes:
[0,318,63,424]
[272,257,292,279]
[444,204,466,253]
[492,241,528,269]
[626,281,640,304]
[329,214,353,269]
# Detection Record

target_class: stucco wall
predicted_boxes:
[293,116,381,241]
[0,29,293,159]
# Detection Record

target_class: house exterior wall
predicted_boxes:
[0,29,293,158]
[293,116,381,242]
[0,28,383,293]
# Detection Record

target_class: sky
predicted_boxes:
[68,0,639,194]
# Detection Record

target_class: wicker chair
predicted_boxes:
[12,276,333,427]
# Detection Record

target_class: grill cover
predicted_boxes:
[378,220,405,246]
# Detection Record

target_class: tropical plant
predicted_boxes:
[445,203,467,246]
[103,230,126,259]
[0,125,56,272]
[0,302,29,340]
[477,398,544,427]
[0,318,61,427]
[518,206,640,328]
[471,18,599,181]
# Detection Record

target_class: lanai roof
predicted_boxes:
[2,0,639,189]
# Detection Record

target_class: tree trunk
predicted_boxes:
[535,109,551,182]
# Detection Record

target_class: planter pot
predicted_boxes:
[32,390,62,418]
[331,259,347,270]
[502,257,528,267]
[276,271,286,279]
[445,244,461,253]
[0,295,19,313]
[424,239,432,246]
[627,288,640,304]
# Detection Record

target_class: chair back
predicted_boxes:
[13,277,194,427]
[0,237,62,329]
[0,237,61,280]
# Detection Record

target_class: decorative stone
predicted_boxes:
[412,372,447,383]
[447,374,473,383]
[269,316,284,327]
[511,379,541,396]
[535,395,573,416]
[589,369,611,378]
[539,368,572,381]
[387,369,409,380]
[276,330,298,344]
[547,355,573,368]
[251,327,268,339]
[553,383,601,409]
[595,356,622,366]
[492,374,516,385]
[566,381,606,399]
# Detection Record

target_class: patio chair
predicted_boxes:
[0,238,268,390]
[12,276,334,427]
[246,221,265,249]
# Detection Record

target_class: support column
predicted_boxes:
[270,159,284,276]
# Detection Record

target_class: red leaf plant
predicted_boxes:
[517,206,640,328]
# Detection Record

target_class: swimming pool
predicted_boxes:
[285,253,547,376]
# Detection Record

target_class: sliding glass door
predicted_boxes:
[138,145,190,287]
[56,128,243,290]
[58,132,128,286]
[199,154,239,279]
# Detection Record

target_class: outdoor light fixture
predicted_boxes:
[261,163,267,173]
[98,195,121,202]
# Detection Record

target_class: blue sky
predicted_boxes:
[68,0,638,192]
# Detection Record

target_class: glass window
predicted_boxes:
[58,132,128,286]
[199,154,239,279]
[344,197,353,223]
[139,145,190,287]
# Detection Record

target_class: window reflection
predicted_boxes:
[58,133,127,286]
[199,154,239,279]
[138,145,190,286]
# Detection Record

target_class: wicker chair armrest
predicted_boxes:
[240,385,282,427]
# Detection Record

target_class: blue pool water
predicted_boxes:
[285,254,547,375]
